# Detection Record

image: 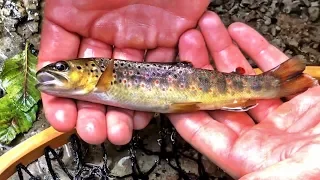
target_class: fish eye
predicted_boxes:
[54,61,69,71]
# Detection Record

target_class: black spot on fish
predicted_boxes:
[113,69,115,73]
[85,63,88,66]
[120,63,124,66]
[90,70,94,73]
[115,63,118,67]
[173,74,178,78]
[76,66,82,70]
[217,75,227,93]
[251,80,262,91]
[111,82,113,85]
[91,64,95,67]
[232,79,244,90]
[95,75,98,78]
[101,65,105,69]
[137,72,140,75]
[114,81,117,84]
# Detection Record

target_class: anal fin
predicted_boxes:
[170,102,200,113]
[221,99,258,112]
[95,59,114,92]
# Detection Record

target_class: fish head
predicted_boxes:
[36,59,102,96]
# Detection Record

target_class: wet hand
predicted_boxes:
[168,11,320,179]
[37,0,210,145]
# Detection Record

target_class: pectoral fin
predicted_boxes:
[170,102,201,113]
[221,99,258,112]
[95,59,114,92]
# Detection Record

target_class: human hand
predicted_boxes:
[37,0,210,145]
[168,11,320,179]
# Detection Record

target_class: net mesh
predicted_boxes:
[12,114,230,180]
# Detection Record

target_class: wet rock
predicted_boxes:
[17,21,38,38]
[308,7,319,21]
[240,0,254,6]
[209,0,320,67]
[0,0,41,63]
[0,32,24,67]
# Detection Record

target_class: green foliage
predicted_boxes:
[0,42,41,144]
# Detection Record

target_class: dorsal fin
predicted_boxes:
[176,61,193,68]
[95,59,114,92]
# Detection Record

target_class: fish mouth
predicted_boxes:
[36,70,68,89]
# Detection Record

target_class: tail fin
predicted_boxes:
[265,56,319,97]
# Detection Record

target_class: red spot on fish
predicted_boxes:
[113,74,117,78]
[123,79,127,84]
[168,77,172,82]
[180,84,184,88]
[141,84,145,88]
[145,74,149,78]
[129,71,133,75]
[155,80,159,84]
[235,67,246,75]
[226,79,232,84]
[199,87,203,91]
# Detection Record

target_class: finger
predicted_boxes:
[76,38,112,144]
[76,101,107,144]
[265,86,320,131]
[144,47,176,63]
[177,29,211,69]
[228,22,285,122]
[37,19,80,131]
[289,101,320,133]
[239,148,320,180]
[198,11,255,131]
[167,112,238,177]
[106,48,149,145]
[132,111,154,130]
[106,106,134,145]
[210,111,254,134]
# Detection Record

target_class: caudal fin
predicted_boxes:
[265,56,318,97]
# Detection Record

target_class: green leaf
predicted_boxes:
[0,42,41,144]
[1,43,40,112]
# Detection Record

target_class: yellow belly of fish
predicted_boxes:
[101,83,275,113]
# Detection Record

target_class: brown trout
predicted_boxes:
[36,57,318,113]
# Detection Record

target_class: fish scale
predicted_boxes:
[35,57,318,113]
